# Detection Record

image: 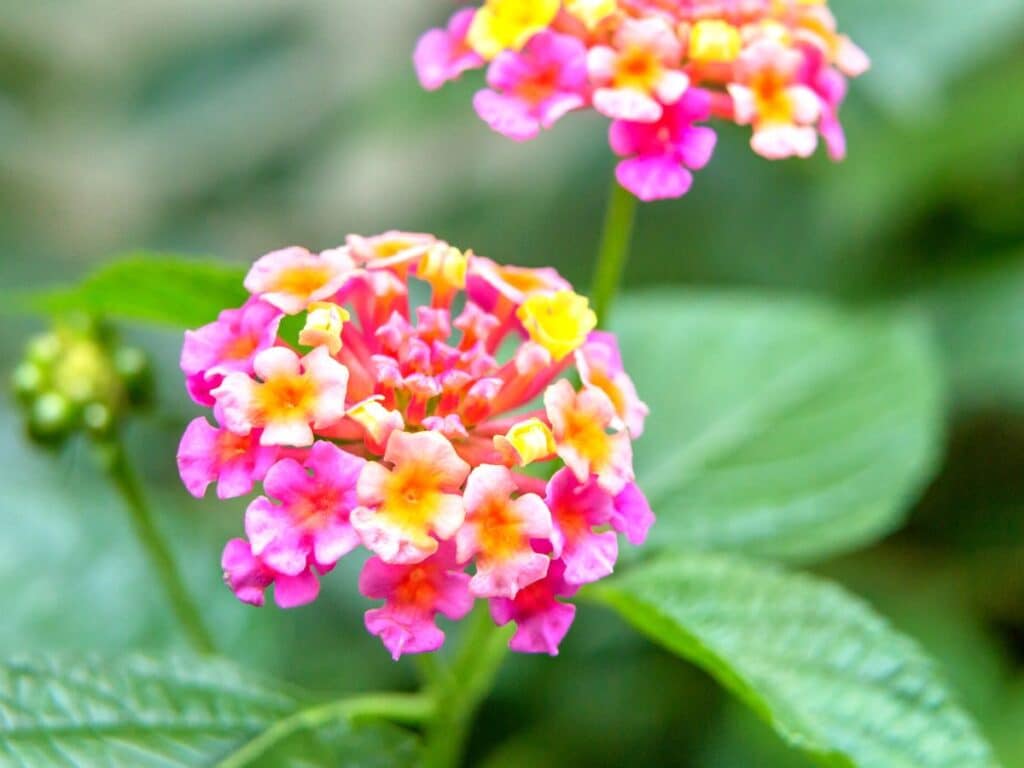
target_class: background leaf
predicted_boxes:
[0,654,417,768]
[615,292,944,563]
[919,255,1024,412]
[592,553,998,768]
[21,255,248,328]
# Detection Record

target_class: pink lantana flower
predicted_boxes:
[588,17,689,123]
[490,559,578,656]
[244,246,357,315]
[546,468,618,585]
[359,542,474,660]
[180,298,281,407]
[415,8,486,91]
[221,538,322,609]
[352,430,471,564]
[608,87,717,201]
[575,331,649,437]
[213,346,349,447]
[473,30,589,142]
[183,233,654,657]
[244,441,365,575]
[728,38,822,160]
[456,464,553,598]
[611,481,655,546]
[544,379,635,494]
[176,416,278,499]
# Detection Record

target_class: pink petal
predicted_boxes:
[273,569,320,608]
[616,155,693,202]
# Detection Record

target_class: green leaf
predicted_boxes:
[21,254,248,328]
[0,654,418,767]
[592,553,999,768]
[615,292,944,563]
[919,256,1024,412]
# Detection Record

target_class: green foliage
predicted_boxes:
[616,293,944,563]
[0,654,419,768]
[919,256,1024,412]
[22,255,248,328]
[593,553,998,768]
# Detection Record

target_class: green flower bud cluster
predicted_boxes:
[11,316,153,447]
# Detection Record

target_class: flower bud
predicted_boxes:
[27,391,74,445]
[11,362,46,405]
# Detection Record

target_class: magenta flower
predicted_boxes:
[176,416,278,499]
[221,538,322,609]
[359,542,474,660]
[490,559,578,656]
[180,298,281,406]
[414,8,485,92]
[608,88,718,201]
[473,30,589,142]
[546,468,618,586]
[243,441,365,577]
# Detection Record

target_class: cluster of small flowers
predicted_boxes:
[414,0,869,201]
[177,233,653,658]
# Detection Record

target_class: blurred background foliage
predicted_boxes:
[1,1,1023,766]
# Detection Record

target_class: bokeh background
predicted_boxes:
[2,1,1023,765]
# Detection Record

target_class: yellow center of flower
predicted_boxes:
[613,46,663,92]
[751,69,794,125]
[475,498,524,562]
[382,463,444,539]
[272,265,332,297]
[517,290,597,361]
[563,405,612,467]
[254,373,317,422]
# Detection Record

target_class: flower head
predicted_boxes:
[180,235,652,658]
[414,0,869,200]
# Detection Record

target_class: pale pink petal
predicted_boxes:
[177,417,219,498]
[593,88,663,123]
[365,607,445,660]
[611,482,655,546]
[561,529,618,585]
[474,89,540,141]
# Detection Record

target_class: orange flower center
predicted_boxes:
[476,498,524,562]
[223,334,259,360]
[255,373,317,422]
[216,430,252,463]
[613,46,662,92]
[586,370,626,421]
[563,407,612,466]
[751,69,793,124]
[293,485,342,530]
[395,566,440,609]
[516,66,559,104]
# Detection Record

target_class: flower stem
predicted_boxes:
[590,179,638,328]
[217,692,435,768]
[100,435,216,655]
[421,606,513,768]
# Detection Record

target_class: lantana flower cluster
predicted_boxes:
[177,233,653,658]
[415,0,869,201]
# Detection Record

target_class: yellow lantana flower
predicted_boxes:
[517,290,597,361]
[467,0,560,60]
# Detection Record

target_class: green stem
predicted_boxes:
[101,436,216,654]
[590,179,638,328]
[421,606,513,768]
[217,692,434,768]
